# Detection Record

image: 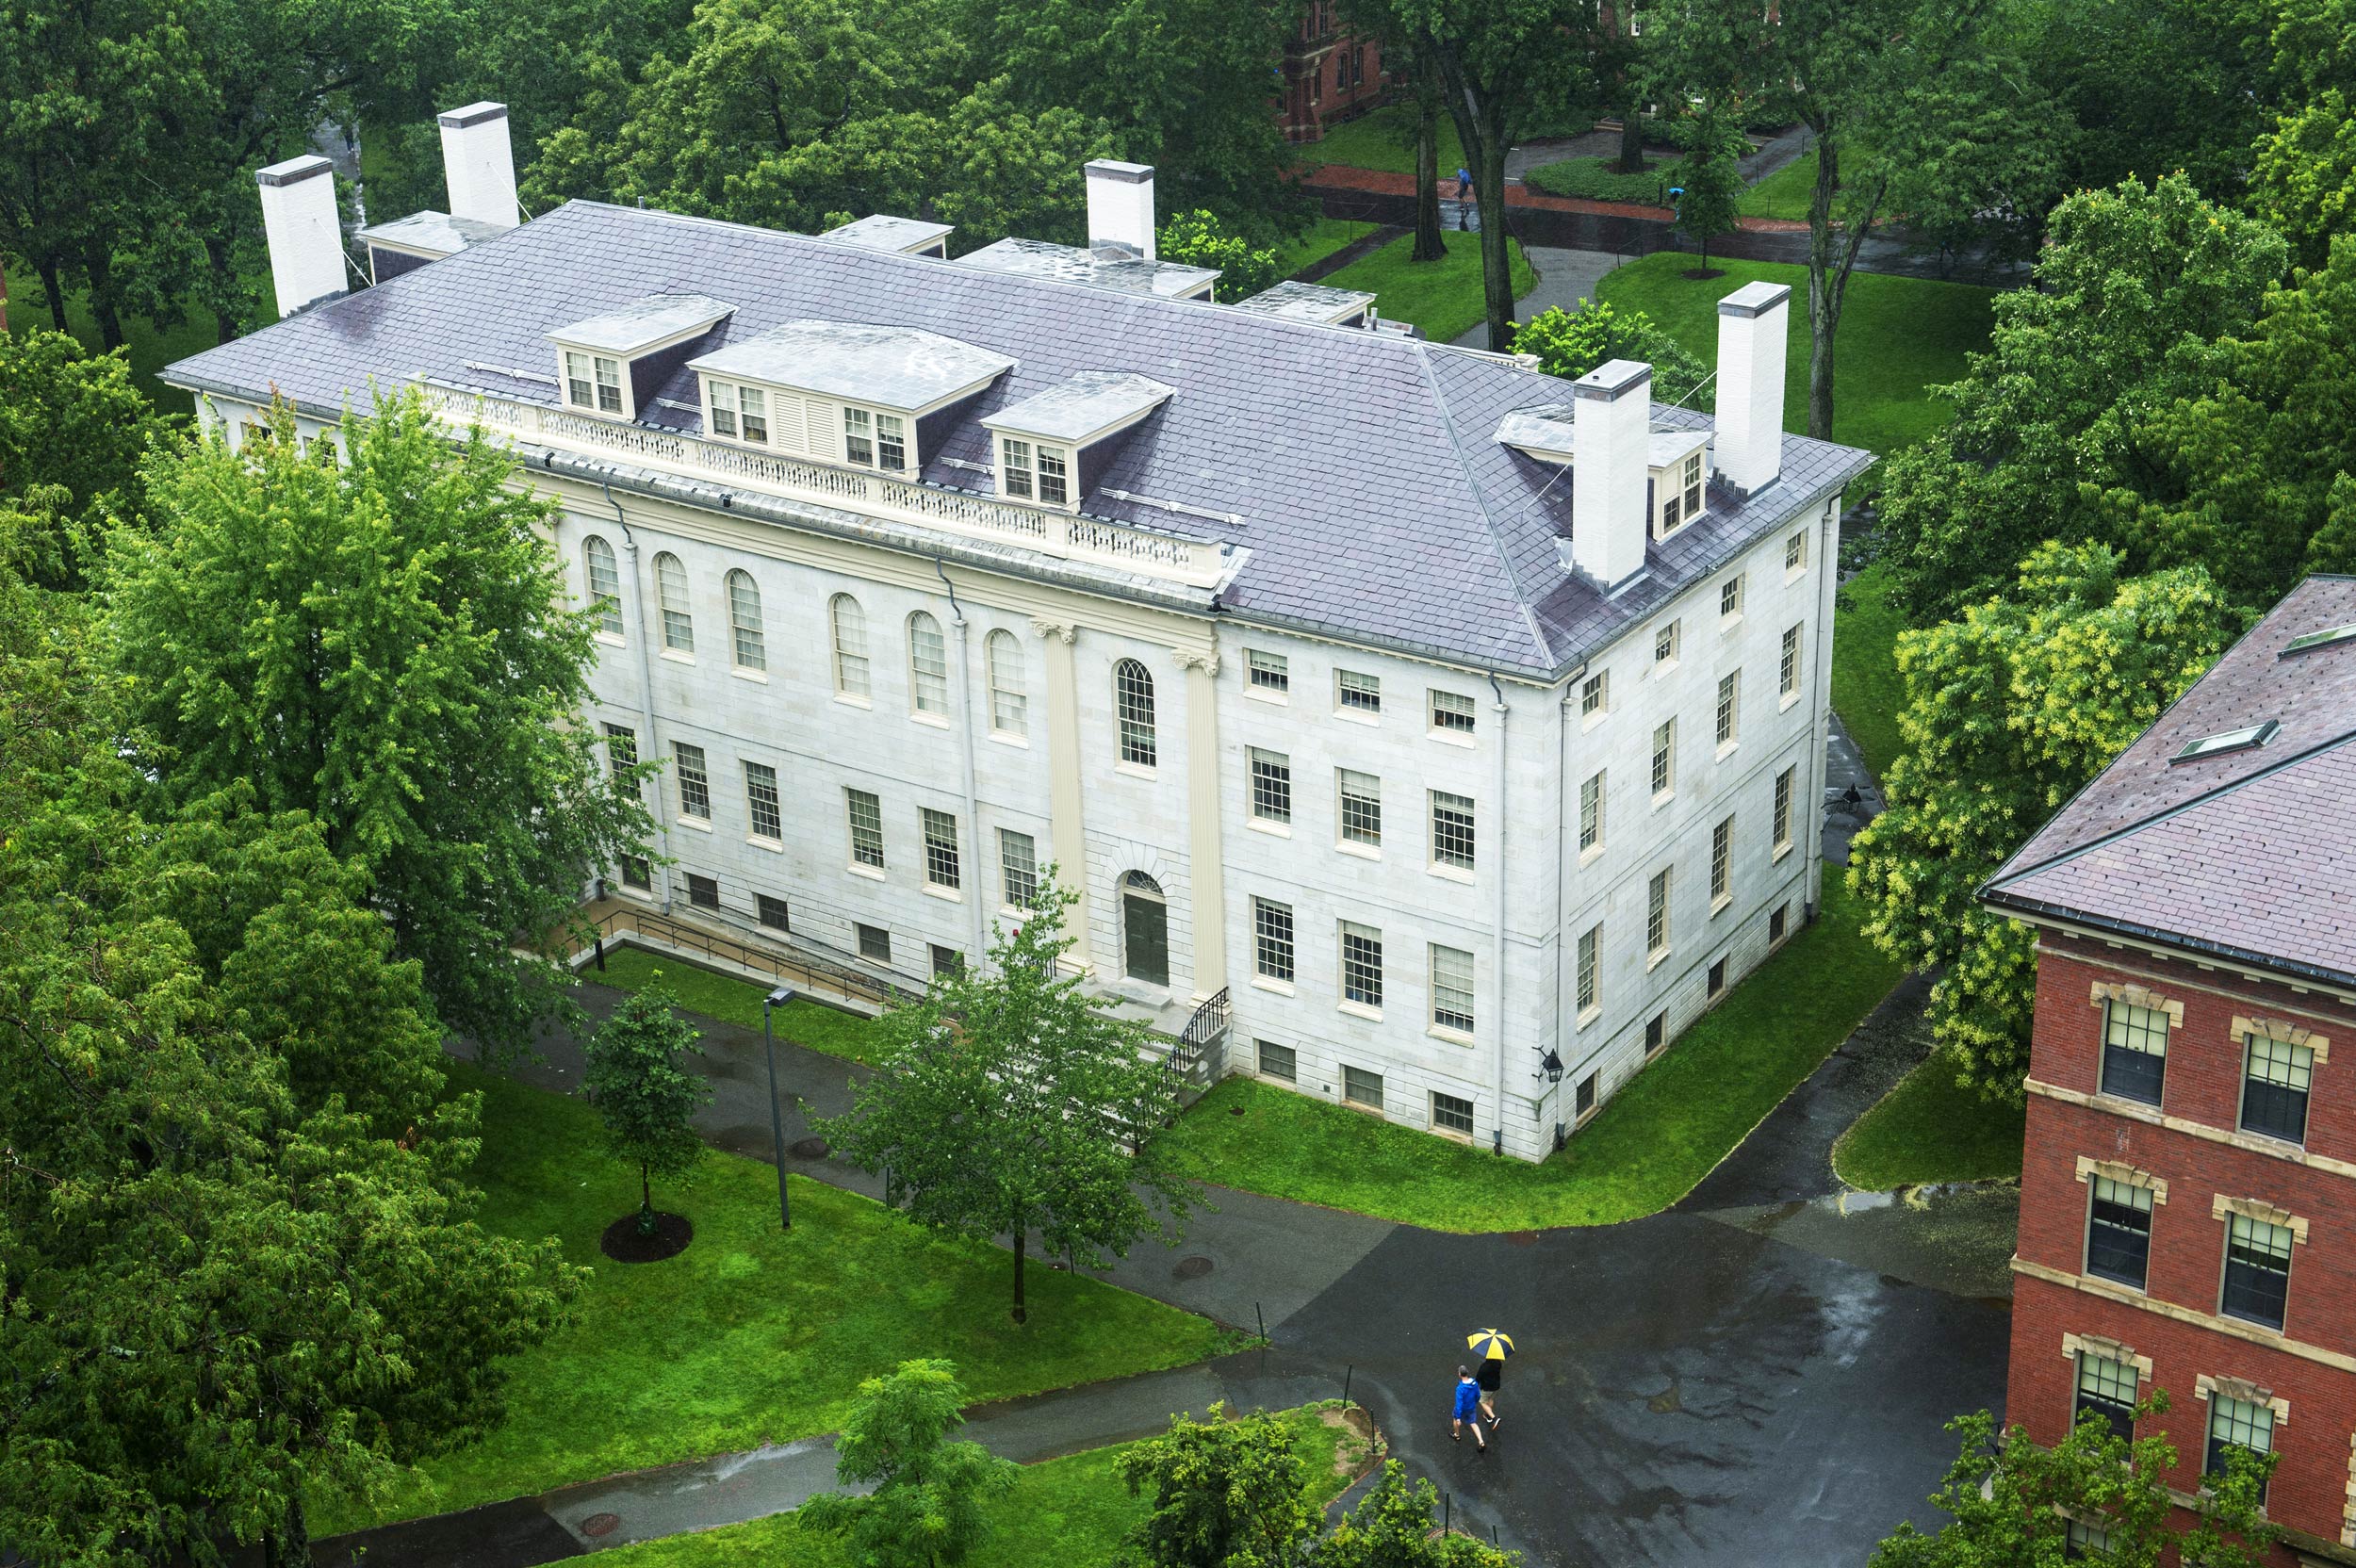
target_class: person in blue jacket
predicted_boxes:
[1451,1365,1487,1450]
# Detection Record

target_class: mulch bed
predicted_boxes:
[600,1211,693,1263]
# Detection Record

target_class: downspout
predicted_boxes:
[606,482,678,912]
[1487,672,1513,1156]
[1551,680,1576,1143]
[1805,496,1841,920]
[935,557,990,970]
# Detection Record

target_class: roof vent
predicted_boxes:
[2281,622,2356,657]
[2169,720,2279,764]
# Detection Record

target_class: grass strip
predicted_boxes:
[589,944,888,1064]
[1831,562,1906,783]
[1318,232,1537,344]
[1270,218,1381,281]
[1738,150,1819,222]
[1832,1052,2026,1191]
[1299,104,1464,177]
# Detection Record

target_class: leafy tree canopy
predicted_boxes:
[1158,210,1285,302]
[1112,1404,1318,1568]
[1321,1461,1521,1566]
[798,1360,1018,1568]
[1669,99,1749,272]
[1513,300,1710,407]
[0,330,158,587]
[581,978,712,1231]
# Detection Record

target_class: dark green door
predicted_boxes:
[1121,874,1169,987]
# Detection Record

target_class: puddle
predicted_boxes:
[1700,1182,2020,1301]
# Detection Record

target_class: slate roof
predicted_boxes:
[1230,279,1376,325]
[688,319,1016,409]
[551,293,735,353]
[954,237,1220,300]
[1983,576,2356,987]
[357,210,508,256]
[981,371,1175,442]
[820,214,954,254]
[162,200,1873,678]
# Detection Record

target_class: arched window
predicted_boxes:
[1115,659,1156,767]
[1121,871,1169,987]
[908,612,948,715]
[831,594,870,698]
[726,569,765,672]
[582,535,622,638]
[654,552,693,654]
[987,629,1027,736]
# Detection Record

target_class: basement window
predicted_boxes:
[2169,720,2278,764]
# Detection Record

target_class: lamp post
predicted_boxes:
[761,985,795,1231]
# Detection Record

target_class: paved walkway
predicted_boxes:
[1449,244,1622,348]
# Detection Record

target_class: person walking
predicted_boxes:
[1476,1351,1504,1429]
[1451,1365,1487,1451]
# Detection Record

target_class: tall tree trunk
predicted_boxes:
[1413,90,1447,263]
[205,235,243,344]
[263,1496,311,1568]
[1616,106,1645,174]
[1473,122,1514,352]
[640,1159,653,1231]
[1009,1228,1027,1325]
[82,250,125,351]
[1805,134,1841,441]
[0,266,8,334]
[39,260,67,333]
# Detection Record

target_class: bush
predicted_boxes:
[1513,300,1710,406]
[1156,210,1283,302]
[1523,156,1672,205]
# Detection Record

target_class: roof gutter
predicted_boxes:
[1980,888,2356,998]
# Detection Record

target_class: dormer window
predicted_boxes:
[999,438,1071,505]
[566,351,623,415]
[1647,431,1710,540]
[982,371,1170,512]
[708,381,767,444]
[689,320,1013,477]
[843,407,908,472]
[549,294,735,425]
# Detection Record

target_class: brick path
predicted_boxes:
[1299,163,1813,234]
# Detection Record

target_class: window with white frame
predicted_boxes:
[1337,668,1382,714]
[2100,1001,2168,1104]
[1431,689,1477,736]
[1581,670,1608,717]
[2205,1396,2274,1498]
[1579,770,1605,852]
[2241,1033,2315,1144]
[727,570,765,671]
[564,350,624,414]
[986,630,1027,735]
[1773,766,1794,853]
[921,808,960,890]
[674,742,711,821]
[831,595,871,698]
[1716,671,1740,747]
[1254,897,1295,982]
[846,788,884,868]
[1340,921,1383,1009]
[1781,624,1801,698]
[998,828,1038,907]
[1115,659,1156,766]
[1431,944,1476,1033]
[655,552,694,654]
[2221,1214,2295,1330]
[1720,574,1744,621]
[1646,867,1672,958]
[908,612,949,716]
[744,760,781,841]
[1338,769,1382,847]
[1000,437,1036,498]
[1653,620,1679,667]
[583,535,623,638]
[843,407,906,471]
[1248,648,1289,696]
[2073,1351,2137,1443]
[1651,720,1676,797]
[1785,528,1808,574]
[1431,790,1475,870]
[708,380,769,444]
[1577,923,1600,1015]
[1036,445,1069,505]
[875,413,907,471]
[1710,815,1733,905]
[1249,747,1292,825]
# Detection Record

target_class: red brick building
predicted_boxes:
[1278,2,1388,143]
[1984,576,2356,1563]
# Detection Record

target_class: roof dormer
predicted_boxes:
[1495,401,1712,542]
[980,372,1173,511]
[548,294,735,421]
[687,320,1015,476]
[820,214,955,258]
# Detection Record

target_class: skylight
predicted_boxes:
[2281,622,2356,657]
[2169,720,2279,764]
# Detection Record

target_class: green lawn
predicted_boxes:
[319,1065,1233,1531]
[1740,149,1820,221]
[1318,232,1537,344]
[1831,562,1906,783]
[590,945,890,1064]
[1595,252,1993,455]
[595,1405,1363,1566]
[1300,103,1464,177]
[4,255,227,416]
[1270,217,1381,281]
[1164,864,1905,1232]
[1833,1051,2026,1191]
[1524,155,1674,205]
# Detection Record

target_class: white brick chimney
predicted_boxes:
[1570,358,1653,588]
[438,101,519,231]
[254,155,348,318]
[1085,159,1156,259]
[1713,280,1789,495]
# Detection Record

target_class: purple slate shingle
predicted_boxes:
[165,200,1873,680]
[1983,576,2356,986]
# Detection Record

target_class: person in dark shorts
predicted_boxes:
[1451,1365,1487,1450]
[1476,1353,1504,1429]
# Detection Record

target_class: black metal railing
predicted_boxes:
[574,905,921,1010]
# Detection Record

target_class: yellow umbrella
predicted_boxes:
[1465,1329,1514,1361]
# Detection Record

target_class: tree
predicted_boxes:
[818,878,1197,1322]
[2252,88,2356,273]
[1847,543,2240,1096]
[582,977,712,1233]
[1667,100,1746,275]
[1333,8,1448,261]
[1158,210,1285,302]
[1870,1403,2278,1567]
[798,1360,1018,1568]
[1320,1462,1521,1566]
[0,329,157,587]
[106,392,655,1055]
[1513,300,1709,406]
[1873,174,2287,625]
[1112,1405,1318,1568]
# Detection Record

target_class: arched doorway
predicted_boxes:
[1121,871,1169,988]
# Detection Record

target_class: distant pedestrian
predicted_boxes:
[1451,1365,1487,1450]
[1476,1352,1504,1429]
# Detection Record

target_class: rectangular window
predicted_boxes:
[565,351,595,409]
[2066,1520,2111,1561]
[2241,1034,2314,1143]
[1249,748,1293,825]
[604,722,638,774]
[1339,769,1383,847]
[1253,897,1296,983]
[1716,672,1741,747]
[846,788,885,868]
[1785,529,1808,574]
[1708,956,1727,996]
[1340,921,1383,1009]
[1431,689,1477,735]
[1577,924,1600,1015]
[843,406,875,466]
[909,619,949,715]
[1683,451,1704,517]
[620,854,651,890]
[1431,944,1476,1033]
[1343,1065,1384,1111]
[1781,624,1803,698]
[1247,648,1290,695]
[594,355,623,414]
[2221,1214,2295,1330]
[875,413,907,472]
[2205,1396,2274,1498]
[2101,1003,2169,1106]
[2086,1176,2153,1289]
[1710,817,1733,904]
[1646,868,1672,958]
[931,943,963,978]
[1720,575,1744,620]
[1581,670,1609,718]
[998,828,1038,908]
[708,379,739,438]
[738,385,768,444]
[1001,437,1034,498]
[1774,766,1795,853]
[1579,770,1605,853]
[1337,669,1382,714]
[674,742,711,821]
[1651,720,1675,796]
[756,893,792,932]
[1576,1071,1597,1118]
[1258,1038,1297,1081]
[921,808,960,890]
[857,923,892,964]
[1654,620,1680,666]
[1431,790,1476,870]
[1645,1012,1666,1054]
[2073,1352,2137,1444]
[1770,903,1789,943]
[1036,446,1069,505]
[685,872,719,909]
[1432,1090,1475,1135]
[744,761,782,841]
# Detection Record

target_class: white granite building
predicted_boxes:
[171,106,1872,1162]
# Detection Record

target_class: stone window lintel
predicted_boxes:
[2090,980,2184,1028]
[2076,1153,2168,1204]
[2211,1192,2310,1244]
[2234,1013,2330,1063]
